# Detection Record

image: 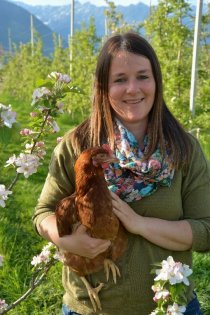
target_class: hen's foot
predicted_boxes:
[80,276,104,312]
[104,258,121,284]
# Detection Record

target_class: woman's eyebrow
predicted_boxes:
[111,69,150,77]
[137,69,151,74]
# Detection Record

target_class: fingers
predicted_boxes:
[110,191,122,207]
[83,238,110,259]
[110,191,120,201]
[74,224,111,258]
[91,240,111,257]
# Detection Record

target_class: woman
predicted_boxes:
[33,32,210,315]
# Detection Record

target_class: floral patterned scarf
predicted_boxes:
[104,119,175,202]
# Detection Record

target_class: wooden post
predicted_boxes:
[31,15,34,57]
[189,0,203,116]
[8,28,12,54]
[69,0,74,75]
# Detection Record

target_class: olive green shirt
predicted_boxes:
[33,132,210,315]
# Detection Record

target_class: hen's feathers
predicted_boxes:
[55,193,77,237]
[55,146,127,278]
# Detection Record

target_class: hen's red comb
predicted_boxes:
[102,143,113,154]
[102,144,116,158]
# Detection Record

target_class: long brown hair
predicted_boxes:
[71,32,191,169]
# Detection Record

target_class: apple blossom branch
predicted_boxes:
[0,72,81,313]
[0,243,62,314]
[150,256,193,315]
[0,71,82,205]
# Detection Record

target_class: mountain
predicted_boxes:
[9,1,150,40]
[0,0,55,55]
[1,0,208,56]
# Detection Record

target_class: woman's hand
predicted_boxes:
[110,192,192,251]
[62,224,111,259]
[38,215,111,259]
[111,191,142,234]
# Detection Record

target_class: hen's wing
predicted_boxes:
[77,186,119,240]
[55,193,78,237]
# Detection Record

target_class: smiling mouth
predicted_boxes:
[124,98,144,104]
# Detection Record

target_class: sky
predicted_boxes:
[11,0,163,6]
[11,0,207,7]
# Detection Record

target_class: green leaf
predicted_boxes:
[35,79,54,89]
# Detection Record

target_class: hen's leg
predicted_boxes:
[104,259,121,284]
[80,276,104,312]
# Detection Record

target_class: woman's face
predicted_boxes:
[108,51,156,130]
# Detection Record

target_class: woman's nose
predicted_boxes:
[126,80,140,94]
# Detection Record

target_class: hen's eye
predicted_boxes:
[96,153,104,158]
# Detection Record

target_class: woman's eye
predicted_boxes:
[138,75,149,80]
[114,78,126,83]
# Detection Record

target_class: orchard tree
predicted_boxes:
[64,18,100,120]
[144,0,193,127]
[104,0,142,35]
[51,34,69,75]
[1,32,51,103]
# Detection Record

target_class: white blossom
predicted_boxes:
[0,104,16,128]
[47,71,60,80]
[31,242,60,267]
[0,185,12,208]
[152,283,170,302]
[31,87,52,105]
[47,118,60,133]
[15,153,41,178]
[31,250,50,266]
[0,299,8,312]
[53,251,63,262]
[154,256,192,286]
[42,242,54,252]
[58,74,71,83]
[167,302,186,315]
[25,143,33,151]
[4,154,17,167]
[56,102,64,113]
[48,72,71,83]
[154,289,170,302]
[31,245,51,266]
[57,136,63,143]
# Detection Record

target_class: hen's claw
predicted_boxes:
[80,276,104,311]
[104,259,121,284]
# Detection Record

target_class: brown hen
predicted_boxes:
[55,145,127,311]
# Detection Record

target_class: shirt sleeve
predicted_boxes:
[182,135,210,252]
[32,134,76,231]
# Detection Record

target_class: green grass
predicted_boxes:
[0,94,210,314]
